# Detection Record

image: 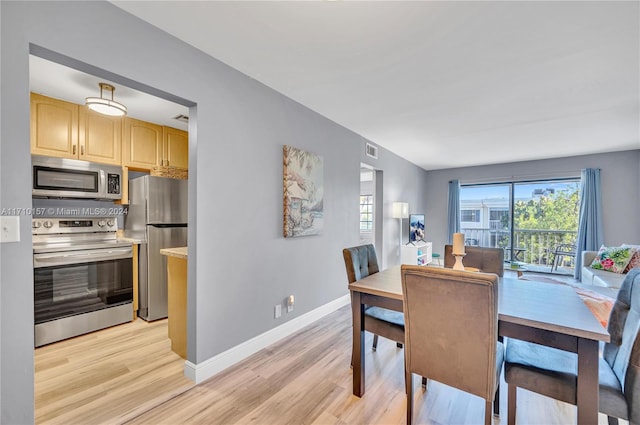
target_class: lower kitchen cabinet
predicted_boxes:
[160,247,188,359]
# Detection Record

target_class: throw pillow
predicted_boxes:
[622,244,640,272]
[590,245,635,273]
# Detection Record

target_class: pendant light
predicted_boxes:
[85,83,127,116]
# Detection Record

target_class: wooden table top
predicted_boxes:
[160,246,188,259]
[349,265,610,343]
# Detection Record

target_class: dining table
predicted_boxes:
[349,265,610,425]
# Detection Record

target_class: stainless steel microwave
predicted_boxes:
[32,155,122,200]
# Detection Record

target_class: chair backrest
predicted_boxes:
[342,244,380,284]
[444,245,505,277]
[603,268,640,423]
[401,265,499,400]
[554,243,577,255]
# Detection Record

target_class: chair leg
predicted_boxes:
[507,384,516,425]
[372,334,378,351]
[485,400,492,425]
[607,416,619,425]
[493,383,500,415]
[406,370,413,425]
[421,376,427,390]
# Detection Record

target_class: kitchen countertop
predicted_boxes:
[116,230,144,244]
[117,236,144,244]
[160,247,187,259]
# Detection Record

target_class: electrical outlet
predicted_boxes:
[287,295,294,313]
[274,304,282,318]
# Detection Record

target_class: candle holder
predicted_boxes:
[452,253,466,271]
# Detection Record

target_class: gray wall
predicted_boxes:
[0,2,427,422]
[424,150,640,255]
[360,142,428,268]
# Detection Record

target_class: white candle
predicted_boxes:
[453,233,465,255]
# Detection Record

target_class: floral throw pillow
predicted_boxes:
[622,244,640,272]
[590,245,635,274]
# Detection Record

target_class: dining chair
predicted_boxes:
[401,265,504,425]
[548,243,577,272]
[504,268,640,425]
[444,245,505,276]
[342,244,404,355]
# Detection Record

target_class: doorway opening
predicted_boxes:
[360,164,382,255]
[29,47,197,423]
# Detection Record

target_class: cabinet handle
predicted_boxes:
[81,146,84,156]
[72,145,76,155]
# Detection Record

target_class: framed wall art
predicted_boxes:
[283,145,324,238]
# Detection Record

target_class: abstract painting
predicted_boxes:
[283,145,324,238]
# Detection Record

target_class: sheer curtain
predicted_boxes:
[447,179,460,244]
[574,168,603,280]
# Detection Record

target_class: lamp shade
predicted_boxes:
[86,83,127,117]
[392,202,409,219]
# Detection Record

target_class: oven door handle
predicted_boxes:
[33,247,133,268]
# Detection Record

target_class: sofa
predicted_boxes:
[581,251,631,289]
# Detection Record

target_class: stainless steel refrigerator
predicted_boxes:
[125,175,188,321]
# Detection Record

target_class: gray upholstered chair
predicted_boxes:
[505,268,640,425]
[342,245,404,353]
[444,245,505,277]
[401,265,504,425]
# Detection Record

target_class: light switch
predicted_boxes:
[0,216,20,243]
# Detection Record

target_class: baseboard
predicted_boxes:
[184,294,350,383]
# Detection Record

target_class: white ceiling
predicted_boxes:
[29,56,189,131]
[71,2,640,170]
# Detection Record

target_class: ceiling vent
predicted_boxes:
[173,114,189,123]
[365,143,378,159]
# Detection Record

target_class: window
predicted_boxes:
[461,209,480,222]
[489,209,509,230]
[459,179,580,270]
[359,195,373,231]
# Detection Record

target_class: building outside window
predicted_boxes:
[461,209,481,223]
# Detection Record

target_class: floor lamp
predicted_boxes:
[392,202,409,254]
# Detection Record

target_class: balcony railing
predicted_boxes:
[460,227,578,272]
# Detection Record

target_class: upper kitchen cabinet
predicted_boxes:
[163,126,188,168]
[123,118,188,171]
[30,93,122,165]
[30,93,78,158]
[122,117,162,170]
[78,107,122,165]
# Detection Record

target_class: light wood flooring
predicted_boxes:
[37,299,626,425]
[35,318,194,425]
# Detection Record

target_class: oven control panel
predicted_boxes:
[32,217,117,235]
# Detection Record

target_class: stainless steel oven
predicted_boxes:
[33,217,133,347]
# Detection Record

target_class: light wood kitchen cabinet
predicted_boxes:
[122,117,163,170]
[30,93,79,158]
[78,107,122,165]
[163,126,188,168]
[31,93,122,165]
[160,247,188,359]
[123,118,188,171]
